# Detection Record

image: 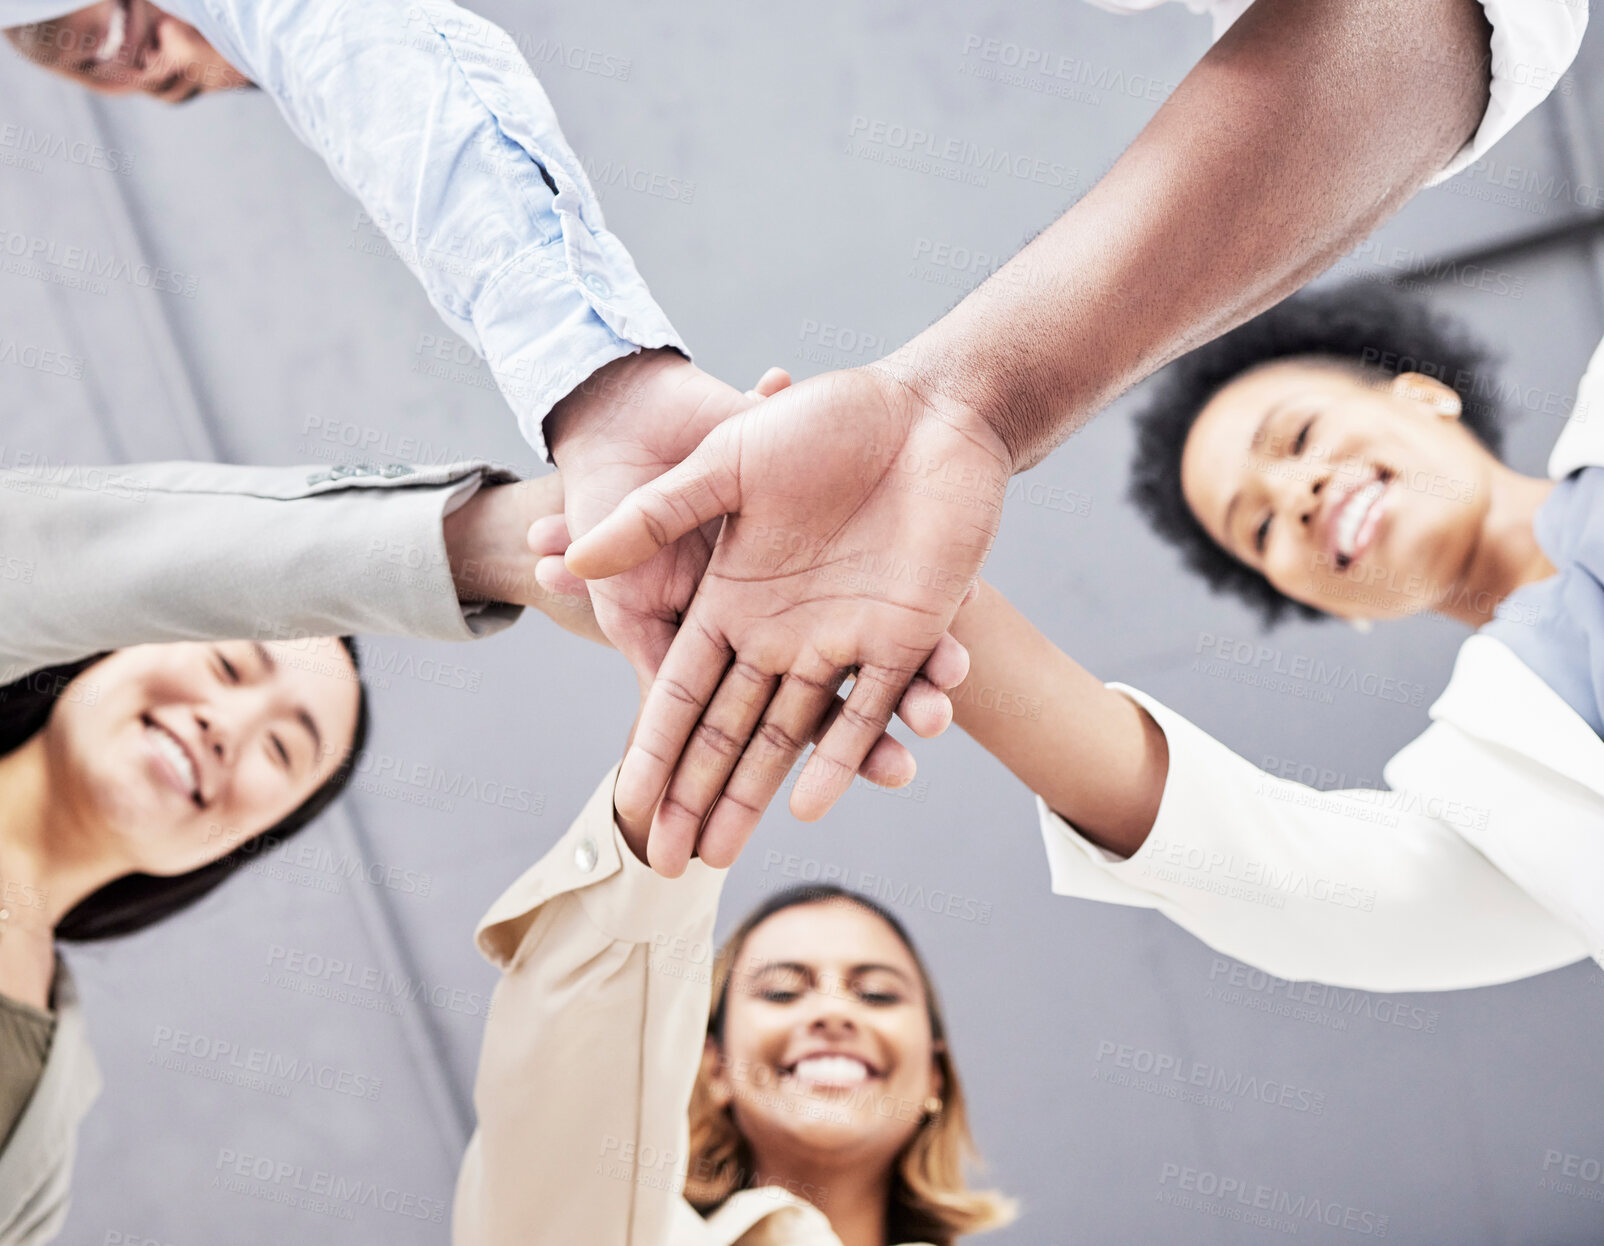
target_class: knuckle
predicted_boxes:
[715,788,765,819]
[657,677,703,710]
[728,658,772,689]
[690,720,744,760]
[639,505,673,550]
[839,703,884,734]
[785,667,838,696]
[655,791,704,829]
[755,719,806,757]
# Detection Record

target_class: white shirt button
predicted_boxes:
[584,274,612,300]
[574,837,598,873]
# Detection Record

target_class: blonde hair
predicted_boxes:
[684,886,1017,1243]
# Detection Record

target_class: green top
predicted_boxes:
[0,993,52,1150]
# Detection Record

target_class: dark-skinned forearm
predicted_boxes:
[948,581,1168,857]
[894,0,1492,470]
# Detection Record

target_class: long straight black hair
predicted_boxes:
[0,641,370,942]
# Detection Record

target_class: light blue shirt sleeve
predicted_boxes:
[160,0,687,458]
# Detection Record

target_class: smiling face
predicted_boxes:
[709,899,944,1179]
[43,638,360,877]
[5,0,249,103]
[1180,360,1500,620]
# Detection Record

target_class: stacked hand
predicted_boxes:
[563,360,1010,875]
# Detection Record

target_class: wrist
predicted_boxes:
[547,347,687,469]
[876,337,1025,475]
[442,479,549,604]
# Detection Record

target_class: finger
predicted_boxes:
[650,659,780,866]
[617,620,735,875]
[694,660,844,869]
[858,730,915,790]
[793,663,911,822]
[809,695,914,789]
[894,677,952,739]
[596,516,722,690]
[746,367,792,400]
[565,427,742,581]
[534,553,591,600]
[920,633,971,691]
[526,513,572,558]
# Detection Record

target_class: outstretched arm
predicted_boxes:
[947,582,1167,857]
[903,0,1498,468]
[571,0,1556,867]
[0,461,553,682]
[946,580,1589,992]
[145,0,779,708]
[454,768,727,1246]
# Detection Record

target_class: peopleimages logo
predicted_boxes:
[1095,1040,1326,1115]
[0,124,135,173]
[846,116,1076,189]
[0,228,197,296]
[1193,632,1427,707]
[1157,1164,1389,1236]
[213,1149,445,1222]
[148,1025,381,1100]
[1206,958,1440,1033]
[263,945,490,1018]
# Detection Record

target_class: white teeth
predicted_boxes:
[790,1056,871,1087]
[148,723,198,797]
[1335,480,1385,560]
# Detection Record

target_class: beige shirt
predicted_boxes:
[453,770,934,1246]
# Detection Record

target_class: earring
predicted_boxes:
[921,1096,944,1118]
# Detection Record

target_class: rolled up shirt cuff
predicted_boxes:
[474,234,687,461]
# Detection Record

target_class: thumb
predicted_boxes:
[565,426,744,580]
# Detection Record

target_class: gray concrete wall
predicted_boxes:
[0,2,1601,1242]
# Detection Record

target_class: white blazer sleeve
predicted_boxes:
[1038,684,1590,993]
[0,460,522,684]
[453,767,726,1246]
[1431,0,1589,186]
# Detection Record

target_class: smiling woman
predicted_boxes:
[0,456,597,1245]
[17,637,367,949]
[0,638,366,1214]
[686,887,1010,1245]
[1128,286,1530,627]
[456,784,1015,1246]
[931,283,1604,1010]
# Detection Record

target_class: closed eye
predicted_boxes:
[1291,418,1313,456]
[214,651,240,683]
[268,733,291,769]
[1254,513,1272,556]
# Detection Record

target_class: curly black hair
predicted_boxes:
[1128,285,1506,626]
